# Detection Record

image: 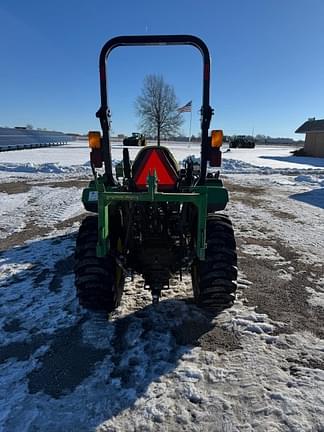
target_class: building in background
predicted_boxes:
[295,118,324,157]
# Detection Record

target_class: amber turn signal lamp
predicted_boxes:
[211,130,223,148]
[88,131,101,149]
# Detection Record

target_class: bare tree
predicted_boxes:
[135,74,183,145]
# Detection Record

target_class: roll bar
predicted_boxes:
[96,35,214,185]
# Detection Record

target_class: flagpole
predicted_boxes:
[188,104,192,142]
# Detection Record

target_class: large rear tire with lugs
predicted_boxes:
[74,216,124,312]
[191,214,237,311]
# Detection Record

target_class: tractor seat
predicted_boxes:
[131,146,179,191]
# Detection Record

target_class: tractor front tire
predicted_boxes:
[192,214,237,311]
[74,216,124,312]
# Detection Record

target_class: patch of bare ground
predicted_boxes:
[230,194,297,221]
[0,178,91,250]
[0,182,32,194]
[228,180,323,336]
[226,182,266,196]
[227,180,298,221]
[0,214,87,252]
[0,179,89,195]
[230,193,263,208]
[172,317,241,352]
[268,209,297,221]
[55,213,87,230]
[237,235,324,338]
[31,180,89,189]
[0,224,49,252]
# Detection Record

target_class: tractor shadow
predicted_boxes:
[289,187,324,209]
[25,300,239,426]
[0,232,240,429]
[260,154,324,168]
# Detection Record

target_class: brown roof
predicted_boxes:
[295,119,324,133]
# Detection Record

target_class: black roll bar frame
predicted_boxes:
[96,35,214,185]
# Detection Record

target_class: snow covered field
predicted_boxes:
[0,140,323,178]
[0,142,323,431]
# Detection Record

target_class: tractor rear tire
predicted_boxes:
[74,216,124,312]
[191,214,237,311]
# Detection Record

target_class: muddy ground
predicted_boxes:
[226,179,324,339]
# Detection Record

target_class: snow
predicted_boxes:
[0,141,324,431]
[222,145,324,170]
[0,193,27,238]
[226,173,324,262]
[0,141,324,180]
[0,186,84,239]
[241,244,285,261]
[0,161,90,174]
[0,141,89,167]
[1,245,324,431]
[294,174,324,186]
[305,284,324,308]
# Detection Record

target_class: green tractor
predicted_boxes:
[123,132,146,147]
[75,35,237,312]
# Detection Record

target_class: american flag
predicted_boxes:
[177,100,192,113]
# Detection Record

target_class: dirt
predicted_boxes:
[172,317,241,352]
[238,237,324,338]
[197,326,241,352]
[0,182,32,194]
[0,178,90,252]
[2,176,323,351]
[229,180,324,339]
[0,214,87,252]
[55,213,87,230]
[0,224,50,252]
[227,181,298,221]
[225,182,265,196]
[32,180,90,189]
[268,209,297,220]
[0,179,89,195]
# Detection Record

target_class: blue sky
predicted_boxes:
[0,0,323,138]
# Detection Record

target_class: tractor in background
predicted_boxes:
[123,132,146,147]
[229,135,255,148]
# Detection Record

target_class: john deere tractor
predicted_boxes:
[123,132,146,147]
[75,35,237,312]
